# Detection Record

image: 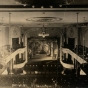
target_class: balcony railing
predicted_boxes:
[0,48,26,75]
[62,48,87,64]
[5,48,26,64]
[60,48,87,75]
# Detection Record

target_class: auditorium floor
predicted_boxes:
[0,75,88,88]
[1,59,88,88]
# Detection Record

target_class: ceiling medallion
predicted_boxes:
[26,17,62,22]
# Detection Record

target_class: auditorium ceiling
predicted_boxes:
[0,0,88,27]
[0,9,88,27]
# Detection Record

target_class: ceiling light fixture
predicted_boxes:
[23,3,27,7]
[59,0,75,7]
[41,6,44,8]
[59,4,62,7]
[38,30,49,38]
[32,5,35,8]
[66,0,75,5]
[38,23,49,38]
[81,17,88,27]
[50,6,53,8]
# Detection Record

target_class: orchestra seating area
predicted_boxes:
[0,75,88,88]
[0,44,88,88]
[0,45,87,88]
[13,60,63,75]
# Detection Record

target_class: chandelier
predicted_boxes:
[38,23,49,38]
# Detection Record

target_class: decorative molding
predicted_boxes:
[67,26,77,38]
[26,17,62,22]
[13,29,17,36]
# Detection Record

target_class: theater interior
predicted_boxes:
[0,0,88,88]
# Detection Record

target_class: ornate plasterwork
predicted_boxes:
[21,27,62,37]
[26,17,62,22]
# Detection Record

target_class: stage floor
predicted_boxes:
[29,54,57,62]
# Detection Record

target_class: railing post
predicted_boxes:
[25,35,28,62]
[19,53,21,59]
[63,52,67,61]
[7,59,13,74]
[62,52,64,61]
[19,52,22,63]
[66,53,68,58]
[74,59,80,76]
[23,52,25,60]
[66,53,68,61]
[76,62,80,77]
[72,57,76,72]
[71,57,74,64]
[19,51,23,62]
[51,42,53,57]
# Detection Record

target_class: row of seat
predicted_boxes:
[24,64,61,72]
[26,71,60,75]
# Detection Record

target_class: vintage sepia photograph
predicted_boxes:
[0,0,88,88]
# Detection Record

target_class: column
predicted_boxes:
[83,30,85,59]
[76,13,79,54]
[19,37,20,45]
[66,37,68,44]
[75,37,78,53]
[60,35,62,60]
[25,35,28,62]
[9,13,12,48]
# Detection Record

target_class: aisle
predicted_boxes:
[30,54,57,62]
